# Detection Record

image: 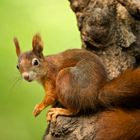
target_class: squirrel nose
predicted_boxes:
[22,72,30,81]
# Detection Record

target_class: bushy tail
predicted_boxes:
[99,68,140,108]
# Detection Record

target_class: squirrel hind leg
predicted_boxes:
[47,108,78,122]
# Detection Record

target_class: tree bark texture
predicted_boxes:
[69,0,140,80]
[44,0,140,140]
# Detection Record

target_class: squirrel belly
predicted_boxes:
[55,56,108,112]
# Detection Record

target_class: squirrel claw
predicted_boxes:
[33,110,40,117]
[33,104,42,117]
[47,109,58,123]
[47,108,75,122]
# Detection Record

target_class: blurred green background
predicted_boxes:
[0,0,81,139]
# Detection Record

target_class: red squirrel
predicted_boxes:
[13,34,140,122]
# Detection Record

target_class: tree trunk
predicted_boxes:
[43,0,140,139]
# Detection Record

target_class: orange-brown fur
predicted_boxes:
[14,34,140,121]
[95,109,140,140]
[99,68,140,108]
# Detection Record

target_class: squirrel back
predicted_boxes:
[55,53,108,112]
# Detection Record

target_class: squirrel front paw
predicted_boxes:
[33,103,44,117]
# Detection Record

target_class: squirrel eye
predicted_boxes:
[17,65,19,70]
[32,58,40,66]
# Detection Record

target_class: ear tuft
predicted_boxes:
[32,34,43,54]
[13,37,21,57]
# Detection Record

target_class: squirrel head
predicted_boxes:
[13,34,46,82]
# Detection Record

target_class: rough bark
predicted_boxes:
[44,109,140,140]
[44,0,140,139]
[69,0,140,80]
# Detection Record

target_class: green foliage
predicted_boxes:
[0,0,81,139]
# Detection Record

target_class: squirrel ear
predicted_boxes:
[13,37,21,57]
[32,34,43,54]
